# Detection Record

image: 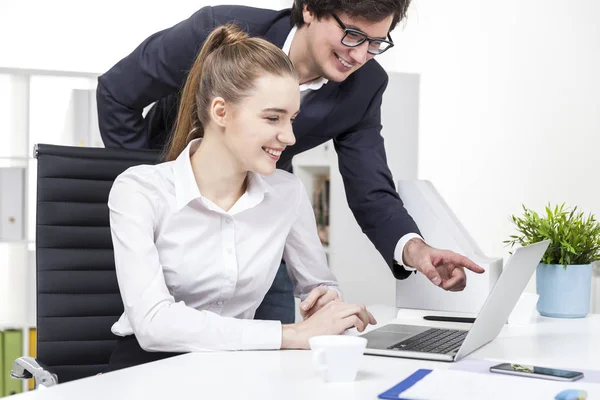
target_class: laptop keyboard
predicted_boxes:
[388,328,468,354]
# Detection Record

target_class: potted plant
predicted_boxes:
[505,203,600,318]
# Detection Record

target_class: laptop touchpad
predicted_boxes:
[363,324,429,349]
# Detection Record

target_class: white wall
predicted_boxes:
[377,0,600,265]
[0,0,292,73]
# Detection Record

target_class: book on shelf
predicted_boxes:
[0,331,3,396]
[28,329,36,390]
[1,329,23,396]
[311,174,330,246]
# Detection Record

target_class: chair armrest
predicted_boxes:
[11,356,58,388]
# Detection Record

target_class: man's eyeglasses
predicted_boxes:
[331,13,394,55]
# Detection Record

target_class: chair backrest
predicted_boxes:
[35,144,160,382]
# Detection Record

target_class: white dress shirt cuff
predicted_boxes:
[298,285,343,302]
[242,320,283,350]
[394,233,424,271]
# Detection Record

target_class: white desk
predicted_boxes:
[13,305,600,400]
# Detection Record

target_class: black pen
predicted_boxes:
[423,315,476,323]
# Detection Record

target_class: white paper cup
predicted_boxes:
[308,335,368,383]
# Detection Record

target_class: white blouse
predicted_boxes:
[108,139,339,352]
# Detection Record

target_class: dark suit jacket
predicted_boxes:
[96,5,421,279]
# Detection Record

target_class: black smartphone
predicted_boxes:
[489,363,584,382]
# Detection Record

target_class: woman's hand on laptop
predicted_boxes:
[402,238,485,291]
[280,301,376,349]
[299,286,340,320]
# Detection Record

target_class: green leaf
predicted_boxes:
[506,203,600,267]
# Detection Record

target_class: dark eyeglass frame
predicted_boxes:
[330,13,394,55]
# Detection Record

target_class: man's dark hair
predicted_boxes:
[290,0,410,32]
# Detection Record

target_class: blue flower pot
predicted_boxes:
[536,263,592,318]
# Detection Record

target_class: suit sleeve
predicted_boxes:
[96,6,216,149]
[333,76,421,280]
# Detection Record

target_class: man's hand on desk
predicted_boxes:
[281,301,376,349]
[402,238,485,291]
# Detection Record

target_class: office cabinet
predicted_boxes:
[0,168,25,242]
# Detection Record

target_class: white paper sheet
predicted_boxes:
[401,370,600,400]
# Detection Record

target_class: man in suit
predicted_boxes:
[97,0,484,324]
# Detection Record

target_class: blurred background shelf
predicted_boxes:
[0,67,101,394]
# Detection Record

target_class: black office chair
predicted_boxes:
[12,144,160,387]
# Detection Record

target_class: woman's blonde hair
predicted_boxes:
[165,24,298,161]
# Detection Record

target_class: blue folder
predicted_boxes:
[378,369,433,399]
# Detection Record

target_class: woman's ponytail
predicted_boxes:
[165,25,248,161]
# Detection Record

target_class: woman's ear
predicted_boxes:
[210,97,227,128]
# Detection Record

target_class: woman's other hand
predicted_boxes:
[281,301,376,349]
[299,286,340,320]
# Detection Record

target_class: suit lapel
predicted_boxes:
[294,82,341,138]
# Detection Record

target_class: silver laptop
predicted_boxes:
[361,240,550,362]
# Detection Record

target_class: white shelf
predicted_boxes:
[0,241,34,245]
[294,164,330,175]
[0,324,34,331]
[0,158,29,168]
[292,141,332,169]
[1,68,100,393]
[0,66,99,79]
